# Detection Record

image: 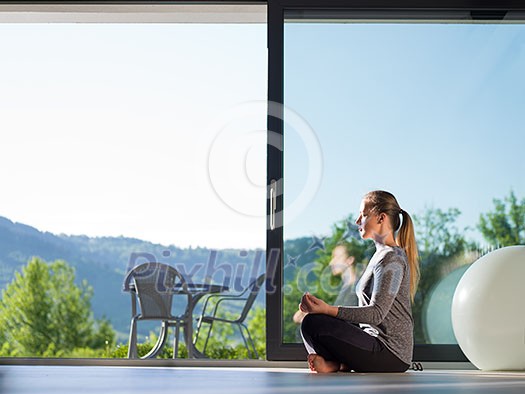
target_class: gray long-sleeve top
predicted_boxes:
[336,244,413,365]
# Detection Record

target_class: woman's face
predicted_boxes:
[355,200,380,240]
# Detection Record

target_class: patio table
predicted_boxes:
[125,281,228,358]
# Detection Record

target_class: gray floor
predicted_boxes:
[1,366,525,394]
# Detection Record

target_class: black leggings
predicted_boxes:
[301,314,410,373]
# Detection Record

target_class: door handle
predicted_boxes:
[269,179,277,230]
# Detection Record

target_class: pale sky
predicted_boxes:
[284,21,525,245]
[0,23,268,249]
[1,20,524,251]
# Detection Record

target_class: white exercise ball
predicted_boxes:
[451,245,525,371]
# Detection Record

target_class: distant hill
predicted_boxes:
[0,216,268,340]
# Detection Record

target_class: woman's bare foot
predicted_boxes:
[307,354,340,373]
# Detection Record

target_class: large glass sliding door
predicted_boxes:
[267,1,525,362]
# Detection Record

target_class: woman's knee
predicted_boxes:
[301,313,333,336]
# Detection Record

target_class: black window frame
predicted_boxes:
[265,0,525,362]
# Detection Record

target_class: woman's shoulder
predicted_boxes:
[377,247,408,268]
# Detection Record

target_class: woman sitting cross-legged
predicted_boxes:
[300,190,419,373]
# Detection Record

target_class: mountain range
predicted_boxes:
[0,215,270,339]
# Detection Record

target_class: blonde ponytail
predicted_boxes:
[397,210,419,302]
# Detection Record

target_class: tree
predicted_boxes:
[478,191,525,247]
[245,305,266,358]
[415,207,468,260]
[0,257,115,357]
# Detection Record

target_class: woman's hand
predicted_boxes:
[299,292,338,317]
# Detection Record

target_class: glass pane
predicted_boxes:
[283,16,525,345]
[0,22,267,359]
